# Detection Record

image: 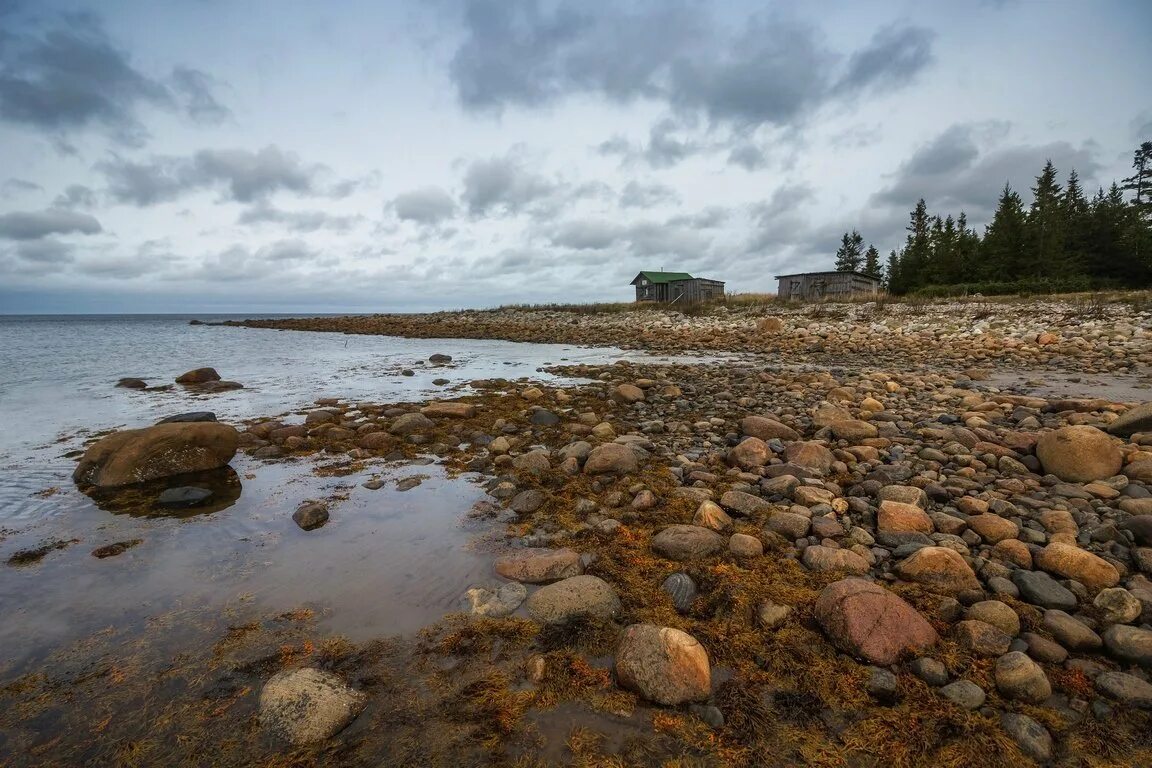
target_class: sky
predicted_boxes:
[0,0,1149,313]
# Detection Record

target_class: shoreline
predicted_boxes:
[3,301,1152,765]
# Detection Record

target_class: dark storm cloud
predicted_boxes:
[392,186,457,224]
[238,203,360,233]
[0,13,229,145]
[52,184,96,209]
[98,145,336,206]
[450,2,933,131]
[0,208,101,239]
[461,152,557,215]
[832,24,935,96]
[619,179,678,209]
[871,124,1102,220]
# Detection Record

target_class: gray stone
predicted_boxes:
[156,411,217,423]
[939,680,985,709]
[1000,713,1052,762]
[865,666,899,704]
[293,501,329,531]
[156,486,212,507]
[526,575,621,624]
[464,582,528,618]
[651,525,725,561]
[1102,624,1152,667]
[661,573,697,614]
[1042,610,1102,651]
[1095,671,1152,709]
[1013,569,1077,610]
[909,657,948,686]
[994,651,1052,703]
[259,668,366,744]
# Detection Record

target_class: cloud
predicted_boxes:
[619,179,678,209]
[727,142,769,171]
[98,145,335,206]
[549,219,624,250]
[237,203,360,232]
[1,178,43,196]
[0,12,229,145]
[52,184,96,209]
[462,151,557,215]
[169,66,231,125]
[833,24,935,96]
[449,2,933,131]
[871,123,1102,220]
[0,208,102,239]
[257,239,317,262]
[392,186,457,224]
[13,238,74,263]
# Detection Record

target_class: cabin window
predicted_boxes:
[640,279,648,286]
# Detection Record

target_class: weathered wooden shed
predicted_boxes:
[631,271,726,303]
[775,271,882,301]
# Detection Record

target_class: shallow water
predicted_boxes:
[0,314,698,681]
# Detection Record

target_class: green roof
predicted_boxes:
[634,270,693,284]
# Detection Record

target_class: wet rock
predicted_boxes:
[783,441,835,473]
[396,476,422,492]
[293,501,329,531]
[893,546,980,594]
[494,548,583,583]
[509,489,545,513]
[692,500,732,531]
[720,490,772,516]
[156,411,217,424]
[966,600,1020,636]
[583,443,639,475]
[530,409,560,426]
[909,657,948,686]
[513,450,551,475]
[865,666,899,704]
[1000,713,1052,762]
[994,651,1051,703]
[526,575,621,624]
[740,416,799,441]
[662,572,697,613]
[967,514,1019,544]
[729,533,763,557]
[1102,624,1152,666]
[72,422,239,488]
[1035,542,1120,592]
[939,679,985,709]
[757,600,792,629]
[828,419,878,442]
[259,668,366,744]
[156,486,213,507]
[1042,610,1102,650]
[1036,425,1122,482]
[729,437,772,469]
[428,353,453,364]
[1108,402,1152,438]
[464,582,527,617]
[116,378,147,389]
[802,545,869,574]
[651,525,725,561]
[764,511,811,539]
[91,539,143,558]
[615,624,711,705]
[814,578,938,665]
[612,383,645,404]
[955,620,1012,657]
[1094,587,1142,624]
[877,500,933,534]
[1095,671,1152,708]
[175,367,221,384]
[420,402,476,418]
[389,412,435,434]
[1013,570,1077,610]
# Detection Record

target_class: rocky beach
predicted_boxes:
[4,295,1152,767]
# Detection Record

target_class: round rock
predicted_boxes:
[615,624,711,706]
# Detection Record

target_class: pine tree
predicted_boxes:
[900,199,932,290]
[981,183,1027,280]
[1026,159,1066,277]
[1122,141,1152,219]
[834,229,864,272]
[863,245,881,277]
[884,249,902,292]
[1063,169,1090,274]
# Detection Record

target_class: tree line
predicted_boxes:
[833,141,1152,295]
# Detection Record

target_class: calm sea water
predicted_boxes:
[0,314,680,677]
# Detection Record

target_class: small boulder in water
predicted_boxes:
[157,411,217,424]
[73,422,239,488]
[429,353,453,364]
[293,501,329,531]
[116,378,147,389]
[175,367,221,384]
[259,668,366,744]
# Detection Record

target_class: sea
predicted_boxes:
[0,314,673,677]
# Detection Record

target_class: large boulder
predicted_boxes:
[526,575,621,624]
[175,367,221,384]
[801,545,869,574]
[827,419,878,442]
[494,548,583,583]
[729,437,772,469]
[72,422,239,488]
[615,624,711,705]
[1036,426,1122,483]
[815,578,938,665]
[877,500,933,534]
[1108,402,1152,438]
[651,525,724,561]
[740,416,799,442]
[783,441,835,473]
[259,668,366,744]
[894,546,980,594]
[1035,542,1119,592]
[583,443,639,475]
[389,412,435,434]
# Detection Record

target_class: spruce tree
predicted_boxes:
[1122,141,1152,218]
[900,199,932,290]
[1063,169,1090,275]
[981,183,1027,280]
[884,249,902,292]
[1026,159,1066,277]
[863,245,881,277]
[834,229,864,272]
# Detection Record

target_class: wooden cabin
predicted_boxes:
[774,271,882,302]
[631,271,726,303]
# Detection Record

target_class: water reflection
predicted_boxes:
[81,466,243,517]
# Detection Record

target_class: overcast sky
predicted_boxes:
[1,0,1149,313]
